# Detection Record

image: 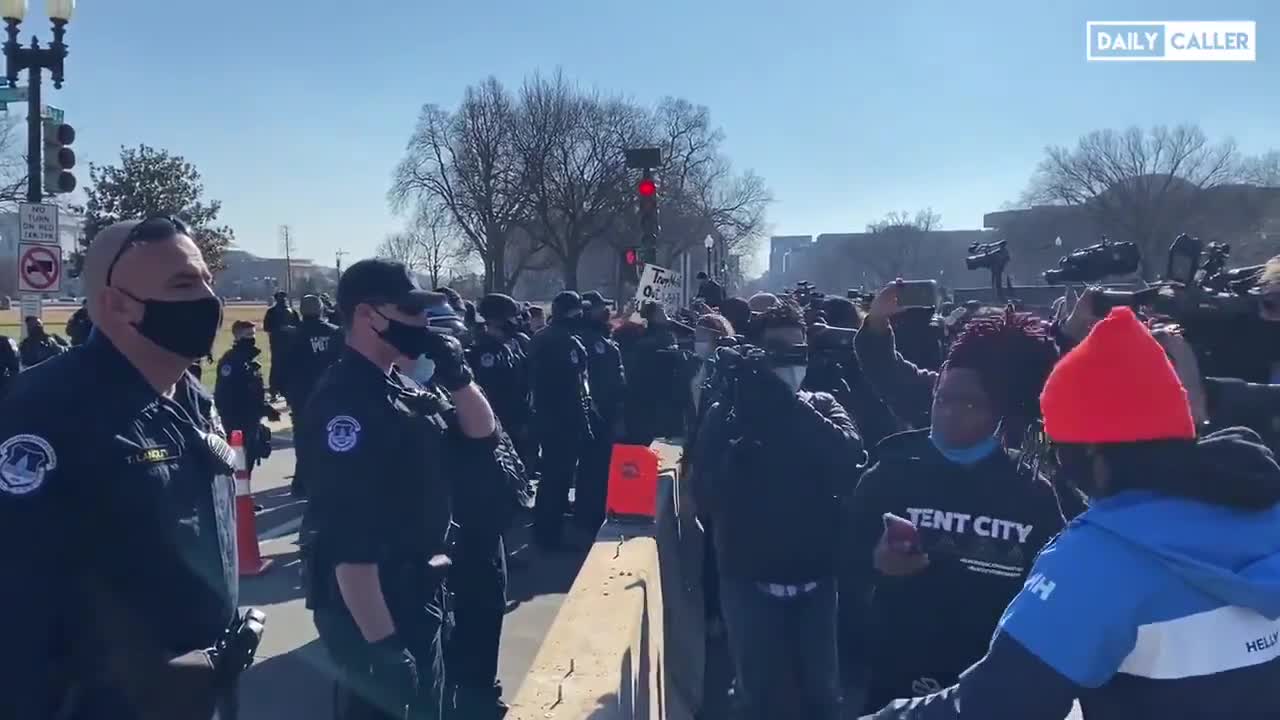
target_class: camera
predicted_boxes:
[808,323,856,363]
[966,240,1010,271]
[1043,237,1141,285]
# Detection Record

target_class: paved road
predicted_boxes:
[236,431,590,719]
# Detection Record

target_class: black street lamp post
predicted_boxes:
[2,0,73,204]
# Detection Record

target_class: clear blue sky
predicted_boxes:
[44,0,1278,275]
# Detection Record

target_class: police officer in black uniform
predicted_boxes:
[18,315,70,367]
[468,294,533,465]
[0,333,18,398]
[215,320,280,469]
[66,299,93,345]
[527,291,596,550]
[577,291,625,533]
[300,258,497,720]
[0,217,245,720]
[282,294,341,496]
[263,291,299,399]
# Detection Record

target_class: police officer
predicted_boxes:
[282,294,341,496]
[263,290,300,399]
[468,293,533,465]
[0,333,18,398]
[215,320,280,469]
[0,217,243,719]
[577,291,625,533]
[18,315,69,367]
[299,258,497,720]
[527,291,595,550]
[66,299,93,345]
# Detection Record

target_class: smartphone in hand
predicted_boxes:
[882,512,924,554]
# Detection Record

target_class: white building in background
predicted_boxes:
[0,206,84,299]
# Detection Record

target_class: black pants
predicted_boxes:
[315,596,447,720]
[533,427,584,545]
[446,533,507,709]
[576,424,613,533]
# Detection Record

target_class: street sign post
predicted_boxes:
[17,242,62,294]
[19,202,59,245]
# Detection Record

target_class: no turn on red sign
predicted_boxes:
[17,242,62,293]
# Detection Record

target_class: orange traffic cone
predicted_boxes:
[231,430,272,576]
[605,443,659,521]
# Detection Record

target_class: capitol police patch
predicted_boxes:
[570,350,579,366]
[326,415,361,453]
[0,434,57,495]
[480,353,495,369]
[594,341,605,355]
[220,364,232,378]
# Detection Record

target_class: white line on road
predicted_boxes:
[258,516,303,542]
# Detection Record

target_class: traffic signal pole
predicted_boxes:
[25,54,38,203]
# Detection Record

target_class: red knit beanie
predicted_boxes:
[1040,307,1195,444]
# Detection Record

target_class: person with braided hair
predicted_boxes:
[841,303,1069,715]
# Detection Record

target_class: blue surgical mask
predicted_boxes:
[411,357,436,386]
[930,432,1000,466]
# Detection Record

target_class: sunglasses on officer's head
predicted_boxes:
[105,216,192,287]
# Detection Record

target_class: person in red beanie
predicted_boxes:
[861,306,1280,720]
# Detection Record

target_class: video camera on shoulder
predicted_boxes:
[1043,236,1141,285]
[966,239,1010,272]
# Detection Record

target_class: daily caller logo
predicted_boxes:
[1087,21,1256,62]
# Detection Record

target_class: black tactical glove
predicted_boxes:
[368,635,419,708]
[423,329,474,391]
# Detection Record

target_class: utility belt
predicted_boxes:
[57,608,266,720]
[302,542,451,613]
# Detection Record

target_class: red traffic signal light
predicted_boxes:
[624,247,639,266]
[637,177,657,198]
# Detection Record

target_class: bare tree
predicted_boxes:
[0,116,26,210]
[376,229,429,271]
[1242,150,1280,187]
[647,98,771,265]
[415,202,468,288]
[1021,125,1241,278]
[861,208,942,284]
[516,72,644,289]
[391,77,530,293]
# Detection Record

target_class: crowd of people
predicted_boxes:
[0,209,1276,720]
[676,261,1280,720]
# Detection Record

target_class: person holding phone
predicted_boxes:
[862,307,1280,720]
[844,306,1068,713]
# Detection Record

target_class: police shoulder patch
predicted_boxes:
[570,349,579,365]
[0,434,58,495]
[219,364,232,378]
[326,415,362,453]
[481,353,495,368]
[594,341,605,355]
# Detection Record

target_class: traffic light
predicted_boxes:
[43,118,76,196]
[620,246,641,283]
[637,171,659,263]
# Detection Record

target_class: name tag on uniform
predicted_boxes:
[127,444,182,465]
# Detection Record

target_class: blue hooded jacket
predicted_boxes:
[868,428,1280,720]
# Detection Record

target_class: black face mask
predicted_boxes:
[236,337,258,350]
[130,295,224,360]
[376,311,431,359]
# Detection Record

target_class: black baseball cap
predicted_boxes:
[477,293,520,323]
[337,258,440,319]
[581,291,612,309]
